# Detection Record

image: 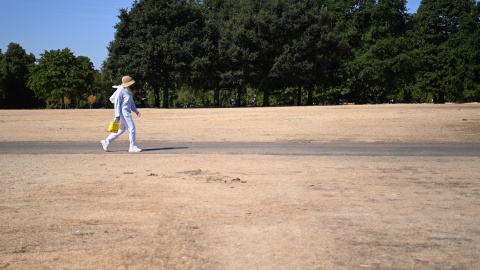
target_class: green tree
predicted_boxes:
[105,0,205,108]
[438,1,480,102]
[101,0,479,106]
[28,48,94,108]
[0,49,5,108]
[271,0,349,105]
[1,43,37,108]
[72,56,96,108]
[218,0,277,106]
[327,0,410,104]
[413,0,478,103]
[218,0,348,106]
[194,0,229,107]
[93,68,116,108]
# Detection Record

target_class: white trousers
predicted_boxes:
[105,114,136,148]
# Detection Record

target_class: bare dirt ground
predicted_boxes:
[1,104,480,269]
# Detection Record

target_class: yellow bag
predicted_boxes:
[108,119,120,133]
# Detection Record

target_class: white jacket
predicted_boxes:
[110,86,138,118]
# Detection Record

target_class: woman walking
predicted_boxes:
[101,76,142,152]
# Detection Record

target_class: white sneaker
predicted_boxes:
[100,140,109,152]
[129,146,142,153]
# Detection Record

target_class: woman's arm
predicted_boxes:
[114,91,123,119]
[131,96,139,115]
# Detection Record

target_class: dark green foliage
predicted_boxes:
[0,49,5,108]
[328,0,412,104]
[271,0,349,105]
[105,0,206,108]
[27,48,95,108]
[412,0,479,103]
[0,43,39,108]
[3,0,480,108]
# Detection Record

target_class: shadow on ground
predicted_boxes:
[141,147,189,152]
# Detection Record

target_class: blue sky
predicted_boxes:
[1,0,422,70]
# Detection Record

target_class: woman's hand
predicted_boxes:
[136,112,142,117]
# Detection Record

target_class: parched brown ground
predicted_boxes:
[1,104,480,269]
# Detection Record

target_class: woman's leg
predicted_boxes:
[123,113,137,149]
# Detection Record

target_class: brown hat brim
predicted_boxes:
[121,80,135,87]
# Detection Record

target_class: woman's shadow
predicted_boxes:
[141,146,189,152]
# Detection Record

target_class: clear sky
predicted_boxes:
[1,0,422,70]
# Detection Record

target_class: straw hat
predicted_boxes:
[121,76,135,87]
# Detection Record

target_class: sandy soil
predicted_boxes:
[1,104,479,269]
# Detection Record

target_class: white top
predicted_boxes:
[111,87,138,118]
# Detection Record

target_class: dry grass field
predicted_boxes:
[1,104,479,269]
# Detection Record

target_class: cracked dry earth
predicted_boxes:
[1,104,480,269]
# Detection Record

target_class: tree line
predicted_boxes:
[1,0,479,109]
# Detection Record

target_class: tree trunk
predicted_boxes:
[236,86,243,107]
[297,86,302,106]
[162,82,169,108]
[438,91,445,104]
[214,82,220,107]
[358,86,367,104]
[403,89,412,103]
[170,86,177,108]
[154,88,160,108]
[263,83,270,107]
[307,85,313,105]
